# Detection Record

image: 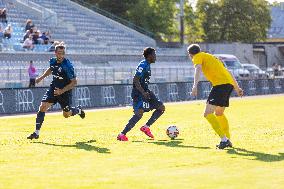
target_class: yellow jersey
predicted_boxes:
[192,52,234,86]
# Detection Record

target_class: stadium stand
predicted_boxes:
[0,0,192,88]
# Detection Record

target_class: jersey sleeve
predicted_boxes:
[134,63,146,77]
[65,60,76,79]
[192,54,203,66]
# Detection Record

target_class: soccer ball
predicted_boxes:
[166,125,179,139]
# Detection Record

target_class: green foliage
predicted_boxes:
[74,0,271,43]
[195,0,271,42]
[127,0,179,41]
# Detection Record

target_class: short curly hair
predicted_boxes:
[143,47,155,58]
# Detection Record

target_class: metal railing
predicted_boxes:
[72,0,155,38]
[0,66,195,88]
[17,0,57,26]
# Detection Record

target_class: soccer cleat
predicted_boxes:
[140,125,154,139]
[77,106,85,119]
[217,140,232,149]
[227,140,233,148]
[117,133,128,141]
[27,132,39,140]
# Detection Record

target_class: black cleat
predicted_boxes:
[77,106,85,119]
[227,140,233,148]
[217,140,232,149]
[27,132,39,140]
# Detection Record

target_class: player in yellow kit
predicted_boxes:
[187,44,243,149]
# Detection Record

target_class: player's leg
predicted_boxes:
[215,106,230,139]
[140,92,165,139]
[117,109,144,141]
[27,102,53,139]
[204,103,226,140]
[58,92,85,119]
[145,103,165,126]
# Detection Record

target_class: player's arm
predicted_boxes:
[36,68,51,84]
[191,64,202,96]
[62,78,77,93]
[133,75,150,99]
[54,78,77,96]
[227,69,243,97]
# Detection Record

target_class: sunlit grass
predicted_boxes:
[0,95,283,189]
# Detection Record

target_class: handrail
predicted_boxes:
[72,0,155,38]
[16,0,57,26]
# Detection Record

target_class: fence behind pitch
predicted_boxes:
[0,79,283,115]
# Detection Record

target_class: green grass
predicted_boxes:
[0,95,283,189]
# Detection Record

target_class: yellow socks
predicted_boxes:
[216,114,230,139]
[205,113,225,138]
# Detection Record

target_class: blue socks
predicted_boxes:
[71,107,80,116]
[35,111,45,131]
[122,114,142,135]
[146,109,164,126]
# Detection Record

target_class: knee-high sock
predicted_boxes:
[216,114,230,139]
[35,111,45,131]
[121,114,142,135]
[146,109,164,127]
[71,107,80,116]
[205,113,225,138]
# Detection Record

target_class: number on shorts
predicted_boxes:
[143,102,150,109]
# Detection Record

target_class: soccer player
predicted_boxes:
[187,44,243,149]
[27,43,85,140]
[117,47,165,141]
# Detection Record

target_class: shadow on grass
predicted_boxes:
[146,139,211,149]
[227,147,284,162]
[34,140,111,154]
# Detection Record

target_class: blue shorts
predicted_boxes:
[42,87,72,111]
[132,91,163,112]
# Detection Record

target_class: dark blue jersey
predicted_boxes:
[49,57,76,89]
[132,60,151,95]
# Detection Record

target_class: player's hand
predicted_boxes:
[235,87,244,97]
[142,92,151,100]
[54,88,63,96]
[190,86,198,96]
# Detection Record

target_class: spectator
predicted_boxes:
[3,24,12,39]
[39,32,49,44]
[23,30,31,41]
[22,35,34,50]
[32,30,40,44]
[28,60,37,87]
[0,8,8,24]
[25,19,34,31]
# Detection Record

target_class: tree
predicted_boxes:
[74,0,179,41]
[184,1,204,42]
[196,0,271,43]
[128,0,179,41]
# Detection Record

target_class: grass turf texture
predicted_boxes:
[0,95,283,189]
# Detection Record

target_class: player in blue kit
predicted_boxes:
[27,43,85,140]
[117,47,165,141]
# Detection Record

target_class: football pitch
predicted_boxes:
[0,95,283,189]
